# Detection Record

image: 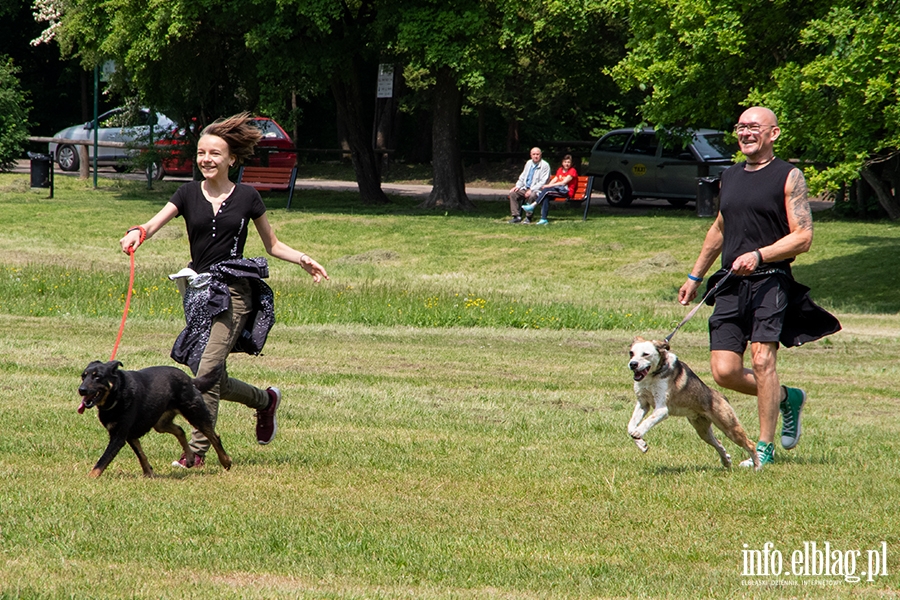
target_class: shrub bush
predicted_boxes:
[0,56,31,172]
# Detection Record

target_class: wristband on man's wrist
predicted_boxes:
[687,273,703,283]
[753,249,763,265]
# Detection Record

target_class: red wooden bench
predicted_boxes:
[546,175,595,220]
[237,165,299,208]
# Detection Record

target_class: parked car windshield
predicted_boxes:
[253,119,287,139]
[693,132,737,160]
[95,107,170,129]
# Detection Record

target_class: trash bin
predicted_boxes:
[28,152,52,189]
[696,176,720,218]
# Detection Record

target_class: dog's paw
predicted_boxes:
[633,437,649,453]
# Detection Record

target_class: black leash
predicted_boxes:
[665,269,732,343]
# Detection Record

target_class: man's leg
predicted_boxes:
[750,341,780,445]
[711,344,780,443]
[710,349,755,396]
[508,189,525,221]
[711,347,777,468]
[521,191,536,222]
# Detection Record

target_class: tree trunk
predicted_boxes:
[849,180,863,216]
[506,116,520,165]
[860,166,900,220]
[336,109,351,161]
[477,105,487,165]
[330,72,389,205]
[411,110,432,163]
[374,96,396,171]
[506,116,520,152]
[421,67,474,211]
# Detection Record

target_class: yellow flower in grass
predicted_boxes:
[464,297,486,310]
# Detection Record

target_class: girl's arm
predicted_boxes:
[119,202,179,253]
[253,213,329,283]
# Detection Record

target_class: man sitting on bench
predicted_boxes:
[522,155,578,225]
[508,147,550,224]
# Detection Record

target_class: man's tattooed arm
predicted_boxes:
[787,168,813,232]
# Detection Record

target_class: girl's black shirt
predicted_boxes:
[169,181,267,273]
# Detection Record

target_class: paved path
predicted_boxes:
[293,178,509,202]
[11,159,834,211]
[11,159,508,201]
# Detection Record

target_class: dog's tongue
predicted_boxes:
[77,400,86,414]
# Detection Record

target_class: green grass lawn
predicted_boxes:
[1,173,899,599]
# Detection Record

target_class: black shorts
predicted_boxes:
[708,275,788,353]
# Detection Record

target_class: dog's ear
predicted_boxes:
[654,339,670,356]
[109,360,123,371]
[632,336,645,344]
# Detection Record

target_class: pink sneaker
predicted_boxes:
[171,453,204,469]
[256,387,281,445]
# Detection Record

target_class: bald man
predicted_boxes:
[508,147,550,223]
[677,106,840,469]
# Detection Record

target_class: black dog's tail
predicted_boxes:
[192,363,224,394]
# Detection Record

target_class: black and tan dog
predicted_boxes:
[627,337,760,470]
[78,360,232,477]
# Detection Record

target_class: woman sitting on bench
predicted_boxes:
[521,155,578,225]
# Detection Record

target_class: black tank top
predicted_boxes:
[718,158,795,269]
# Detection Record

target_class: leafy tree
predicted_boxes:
[53,0,259,127]
[382,0,494,210]
[386,0,626,210]
[610,0,900,219]
[609,0,829,130]
[0,57,31,172]
[246,0,390,205]
[759,1,900,218]
[3,1,81,136]
[50,0,390,203]
[474,0,631,149]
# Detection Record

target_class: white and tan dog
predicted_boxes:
[627,337,759,470]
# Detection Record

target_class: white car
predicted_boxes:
[586,127,736,207]
[48,107,176,172]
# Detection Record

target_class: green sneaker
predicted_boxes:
[780,387,806,450]
[740,441,774,469]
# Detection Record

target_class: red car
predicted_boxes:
[146,117,296,180]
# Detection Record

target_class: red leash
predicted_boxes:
[110,248,136,361]
[78,227,143,413]
[109,226,146,361]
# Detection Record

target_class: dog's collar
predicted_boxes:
[651,359,673,378]
[98,381,119,411]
